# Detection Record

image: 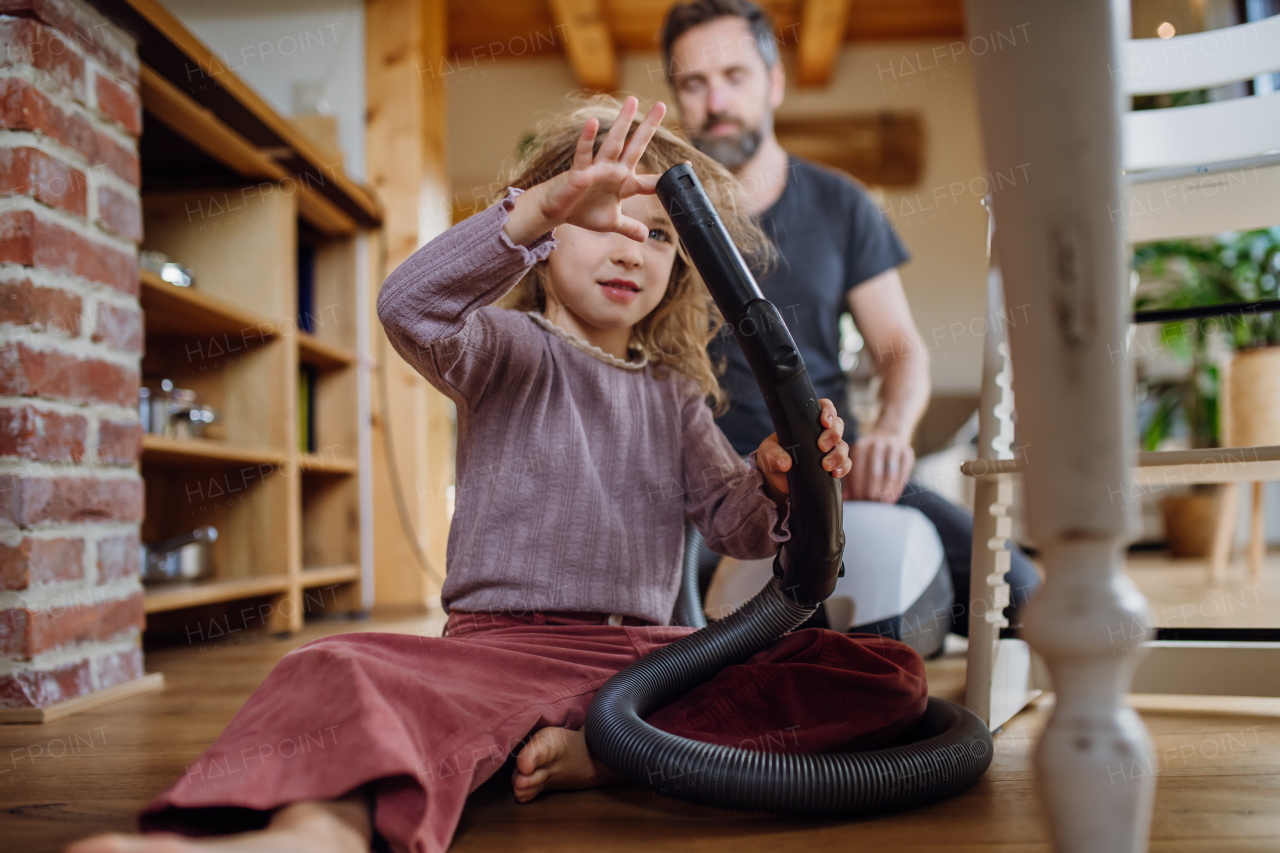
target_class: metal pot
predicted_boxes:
[140,526,218,583]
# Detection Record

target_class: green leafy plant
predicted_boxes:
[1133,228,1280,450]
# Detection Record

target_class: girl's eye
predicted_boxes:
[648,227,671,243]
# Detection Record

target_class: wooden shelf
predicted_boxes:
[298,333,356,371]
[144,575,289,614]
[129,47,378,235]
[299,452,358,475]
[142,434,284,466]
[140,270,275,340]
[302,565,360,587]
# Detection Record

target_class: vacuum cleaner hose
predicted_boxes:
[584,163,993,815]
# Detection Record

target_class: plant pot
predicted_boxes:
[1161,489,1219,558]
[1224,345,1280,447]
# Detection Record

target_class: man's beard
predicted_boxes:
[690,115,762,171]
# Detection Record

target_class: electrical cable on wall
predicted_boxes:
[373,227,446,585]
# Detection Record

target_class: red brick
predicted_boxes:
[0,278,81,335]
[0,403,86,461]
[0,78,139,185]
[95,183,139,242]
[0,342,139,406]
[0,657,90,707]
[0,209,137,294]
[0,473,143,527]
[0,18,85,100]
[0,535,83,589]
[92,71,138,137]
[0,146,87,215]
[91,302,141,352]
[95,417,140,464]
[94,646,141,689]
[95,531,137,582]
[0,590,143,657]
[0,0,138,86]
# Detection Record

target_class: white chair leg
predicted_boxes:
[965,2,1155,850]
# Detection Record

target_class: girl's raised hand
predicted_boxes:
[504,97,667,246]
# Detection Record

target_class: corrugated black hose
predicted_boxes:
[584,164,993,816]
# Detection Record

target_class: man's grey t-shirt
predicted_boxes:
[711,156,910,455]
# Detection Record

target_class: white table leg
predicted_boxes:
[964,2,1155,850]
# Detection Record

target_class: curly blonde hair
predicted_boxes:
[496,96,772,413]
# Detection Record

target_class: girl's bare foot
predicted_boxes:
[511,726,624,803]
[64,796,371,853]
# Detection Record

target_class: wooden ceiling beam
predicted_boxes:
[797,0,852,87]
[548,0,619,92]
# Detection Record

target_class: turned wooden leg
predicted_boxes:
[1209,483,1240,583]
[1249,482,1265,578]
[966,2,1155,850]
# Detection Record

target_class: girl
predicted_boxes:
[70,97,927,853]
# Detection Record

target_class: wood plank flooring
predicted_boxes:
[3,571,1280,852]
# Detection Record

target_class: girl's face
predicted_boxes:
[543,192,677,338]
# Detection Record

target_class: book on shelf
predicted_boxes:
[298,365,316,453]
[298,243,316,332]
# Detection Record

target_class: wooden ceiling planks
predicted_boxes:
[447,0,964,68]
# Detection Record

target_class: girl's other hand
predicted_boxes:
[504,97,667,246]
[757,399,850,505]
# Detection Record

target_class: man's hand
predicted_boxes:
[757,399,850,508]
[842,431,914,504]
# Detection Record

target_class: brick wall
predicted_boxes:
[0,0,144,708]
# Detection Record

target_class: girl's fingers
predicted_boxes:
[824,440,849,473]
[598,97,638,162]
[621,102,666,169]
[614,215,649,243]
[629,173,661,195]
[572,118,599,172]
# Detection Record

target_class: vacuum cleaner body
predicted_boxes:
[584,163,992,817]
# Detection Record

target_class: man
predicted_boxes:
[661,0,1039,636]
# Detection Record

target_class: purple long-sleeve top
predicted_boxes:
[376,189,790,625]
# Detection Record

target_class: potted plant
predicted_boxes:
[1133,227,1280,556]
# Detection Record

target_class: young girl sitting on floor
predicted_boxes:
[70,97,928,853]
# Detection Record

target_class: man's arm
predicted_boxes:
[844,267,931,503]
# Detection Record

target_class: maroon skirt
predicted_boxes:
[140,610,927,853]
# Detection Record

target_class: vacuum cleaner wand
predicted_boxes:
[655,163,844,606]
[583,164,993,818]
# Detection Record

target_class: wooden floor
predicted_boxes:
[4,560,1280,853]
[1128,550,1280,629]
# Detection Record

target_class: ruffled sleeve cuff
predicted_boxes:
[746,450,792,543]
[495,186,558,264]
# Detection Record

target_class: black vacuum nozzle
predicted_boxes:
[655,163,844,605]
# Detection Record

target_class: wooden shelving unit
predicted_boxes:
[127,2,380,636]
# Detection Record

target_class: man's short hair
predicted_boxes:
[660,0,780,82]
